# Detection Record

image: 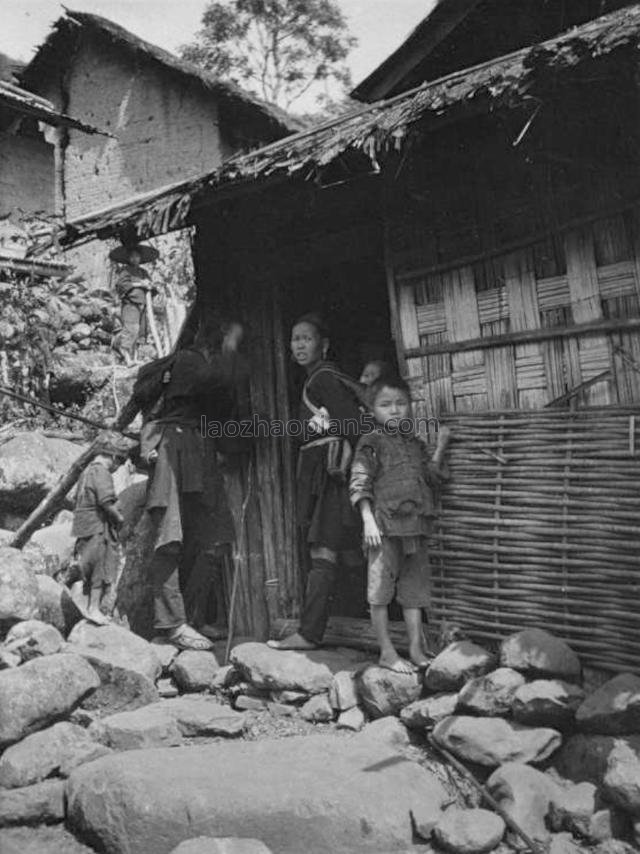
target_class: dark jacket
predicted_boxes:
[349,429,448,538]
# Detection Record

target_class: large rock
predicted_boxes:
[31,520,75,577]
[4,619,64,659]
[400,693,458,730]
[96,706,182,751]
[35,575,83,636]
[66,732,449,854]
[170,650,220,692]
[0,653,100,747]
[154,696,247,738]
[80,665,159,716]
[0,721,111,788]
[97,696,247,749]
[425,641,496,693]
[0,547,39,628]
[576,674,640,734]
[457,668,525,717]
[169,840,273,854]
[432,716,562,767]
[500,629,581,682]
[356,665,422,718]
[230,643,333,694]
[433,807,505,853]
[0,433,84,514]
[486,762,562,847]
[553,734,640,784]
[603,739,640,815]
[67,621,161,682]
[0,825,96,854]
[0,779,65,826]
[511,680,585,729]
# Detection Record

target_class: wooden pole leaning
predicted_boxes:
[9,438,101,549]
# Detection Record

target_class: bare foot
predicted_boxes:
[266,632,317,651]
[379,650,416,673]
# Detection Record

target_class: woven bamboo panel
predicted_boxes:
[393,214,640,414]
[430,407,640,674]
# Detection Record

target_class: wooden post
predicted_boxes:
[9,438,100,549]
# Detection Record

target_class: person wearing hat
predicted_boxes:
[110,243,159,366]
[71,432,130,624]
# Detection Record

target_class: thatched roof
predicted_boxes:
[21,10,299,139]
[59,2,640,247]
[0,79,105,134]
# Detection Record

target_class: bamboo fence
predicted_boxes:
[430,406,640,673]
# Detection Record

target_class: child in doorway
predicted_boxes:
[349,376,451,672]
[72,433,128,624]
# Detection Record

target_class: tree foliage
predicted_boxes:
[180,0,357,110]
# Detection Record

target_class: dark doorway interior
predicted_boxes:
[284,253,396,391]
[282,246,395,621]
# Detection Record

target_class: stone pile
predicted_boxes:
[0,563,250,848]
[2,548,640,854]
[220,630,640,853]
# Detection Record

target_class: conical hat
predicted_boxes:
[109,243,159,265]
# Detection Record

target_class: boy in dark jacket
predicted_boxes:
[72,433,128,624]
[349,376,450,672]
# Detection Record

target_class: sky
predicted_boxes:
[1,0,433,108]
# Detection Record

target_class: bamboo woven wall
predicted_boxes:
[430,407,640,674]
[392,210,640,417]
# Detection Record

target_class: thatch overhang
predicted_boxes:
[0,79,106,135]
[20,10,299,143]
[58,2,640,248]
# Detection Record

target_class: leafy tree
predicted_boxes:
[180,0,357,110]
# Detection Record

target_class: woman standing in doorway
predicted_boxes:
[269,313,363,650]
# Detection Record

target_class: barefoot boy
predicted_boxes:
[72,433,128,624]
[349,376,450,672]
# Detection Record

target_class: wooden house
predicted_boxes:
[60,4,640,673]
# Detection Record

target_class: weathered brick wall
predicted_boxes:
[60,33,227,220]
[0,132,54,217]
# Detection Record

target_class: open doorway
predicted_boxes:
[284,253,396,396]
[282,250,395,622]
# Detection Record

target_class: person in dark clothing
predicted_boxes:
[268,314,364,650]
[72,432,129,624]
[116,319,246,650]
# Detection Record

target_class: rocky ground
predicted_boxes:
[0,437,639,853]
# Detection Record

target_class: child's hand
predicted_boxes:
[363,515,382,549]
